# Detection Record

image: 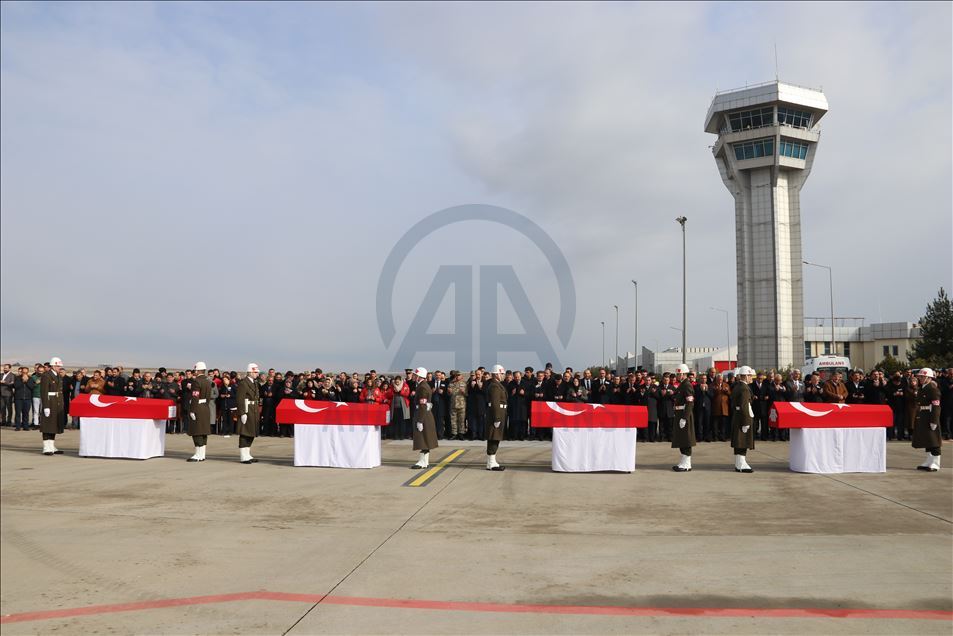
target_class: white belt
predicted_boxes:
[48,392,58,396]
[919,406,932,411]
[198,399,207,404]
[674,405,686,411]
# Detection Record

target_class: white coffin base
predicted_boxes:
[552,427,637,473]
[79,417,166,459]
[293,425,382,468]
[789,427,886,474]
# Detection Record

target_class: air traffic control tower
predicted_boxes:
[705,81,828,371]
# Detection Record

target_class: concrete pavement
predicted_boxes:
[1,429,950,634]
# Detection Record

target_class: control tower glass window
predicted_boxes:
[779,139,809,159]
[727,107,774,132]
[733,138,774,160]
[777,107,813,129]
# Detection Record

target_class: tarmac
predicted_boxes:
[1,428,951,635]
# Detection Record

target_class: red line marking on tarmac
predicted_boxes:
[2,591,951,624]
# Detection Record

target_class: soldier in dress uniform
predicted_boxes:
[410,367,438,469]
[236,363,261,464]
[913,368,942,472]
[39,357,66,455]
[671,364,696,472]
[729,366,756,472]
[187,361,212,462]
[485,364,508,471]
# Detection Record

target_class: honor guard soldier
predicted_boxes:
[671,363,696,472]
[730,366,756,473]
[236,363,261,464]
[485,364,508,471]
[410,367,438,469]
[188,361,212,462]
[913,368,942,472]
[40,357,66,455]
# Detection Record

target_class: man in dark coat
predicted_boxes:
[39,358,65,455]
[729,366,756,472]
[236,363,261,464]
[187,362,212,462]
[671,364,696,471]
[913,368,942,471]
[411,367,438,469]
[485,364,508,471]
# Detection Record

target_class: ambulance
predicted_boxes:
[801,355,851,379]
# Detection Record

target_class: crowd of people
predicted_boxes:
[3,361,951,444]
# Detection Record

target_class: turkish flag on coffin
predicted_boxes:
[530,401,648,428]
[69,394,177,419]
[275,400,390,426]
[769,401,892,429]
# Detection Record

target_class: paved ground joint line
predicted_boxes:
[757,448,952,525]
[404,448,467,487]
[281,455,469,635]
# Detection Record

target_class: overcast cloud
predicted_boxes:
[1,1,951,371]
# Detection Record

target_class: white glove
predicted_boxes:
[426,403,432,411]
[493,421,501,428]
[43,408,50,417]
[930,423,938,431]
[416,422,424,432]
[747,404,754,418]
[189,412,196,421]
[678,419,686,429]
[240,414,247,424]
[742,425,749,433]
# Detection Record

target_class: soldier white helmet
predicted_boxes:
[413,367,427,379]
[49,357,63,368]
[917,368,935,378]
[737,366,755,377]
[491,364,505,375]
[246,363,260,373]
[674,363,690,374]
[194,361,207,371]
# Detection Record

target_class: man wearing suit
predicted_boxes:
[751,372,770,442]
[0,364,14,427]
[39,357,65,455]
[431,371,449,439]
[846,370,866,404]
[592,368,611,405]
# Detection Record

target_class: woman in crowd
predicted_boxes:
[388,376,411,439]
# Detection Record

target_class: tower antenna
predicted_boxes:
[774,41,779,81]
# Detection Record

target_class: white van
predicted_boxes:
[801,355,851,379]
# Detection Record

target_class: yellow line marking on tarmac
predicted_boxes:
[405,449,467,487]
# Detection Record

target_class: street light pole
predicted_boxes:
[612,305,619,372]
[803,261,835,356]
[631,280,638,370]
[676,216,688,364]
[710,307,731,370]
[601,321,606,368]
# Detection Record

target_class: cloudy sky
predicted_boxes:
[1,1,950,371]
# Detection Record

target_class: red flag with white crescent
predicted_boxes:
[69,394,177,419]
[275,400,389,426]
[530,401,648,428]
[769,402,892,429]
